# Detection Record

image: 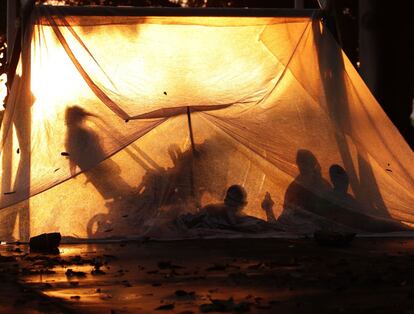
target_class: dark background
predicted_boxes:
[0,0,412,148]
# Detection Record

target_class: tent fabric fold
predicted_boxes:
[0,5,413,241]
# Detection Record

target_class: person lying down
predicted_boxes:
[143,185,283,239]
[176,185,282,232]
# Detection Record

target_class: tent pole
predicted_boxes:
[186,106,199,208]
[186,106,196,155]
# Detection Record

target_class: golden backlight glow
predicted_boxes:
[1,12,413,242]
[0,73,7,108]
[30,25,88,123]
[30,21,284,120]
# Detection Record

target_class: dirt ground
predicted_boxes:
[2,237,414,313]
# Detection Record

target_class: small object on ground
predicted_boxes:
[121,280,131,287]
[91,268,106,275]
[91,260,106,275]
[200,298,251,313]
[313,230,356,247]
[155,303,175,311]
[147,269,159,274]
[157,260,183,269]
[247,262,263,270]
[173,290,196,300]
[29,232,61,253]
[206,263,228,271]
[65,268,87,278]
[70,295,81,300]
[99,293,113,300]
[175,290,195,297]
[206,263,239,272]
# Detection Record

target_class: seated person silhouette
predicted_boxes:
[278,150,331,230]
[326,164,408,232]
[329,164,360,210]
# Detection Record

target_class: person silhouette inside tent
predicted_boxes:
[65,106,131,238]
[65,106,103,175]
[184,184,247,229]
[176,185,283,233]
[278,149,331,230]
[328,164,360,210]
[326,164,409,232]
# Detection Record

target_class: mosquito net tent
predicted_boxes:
[0,5,413,242]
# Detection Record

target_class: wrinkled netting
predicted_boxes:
[0,6,413,241]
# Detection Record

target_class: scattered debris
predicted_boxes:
[91,268,106,275]
[65,269,86,278]
[99,294,113,300]
[121,280,131,287]
[21,268,56,275]
[91,259,106,275]
[5,238,414,313]
[172,290,196,300]
[157,261,183,270]
[200,298,251,313]
[174,290,195,297]
[206,263,240,272]
[247,262,263,270]
[155,303,174,311]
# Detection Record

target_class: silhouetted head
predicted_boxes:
[329,164,349,193]
[224,185,247,210]
[65,106,95,125]
[296,149,320,176]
